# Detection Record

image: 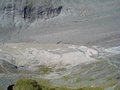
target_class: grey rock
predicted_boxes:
[0,59,17,73]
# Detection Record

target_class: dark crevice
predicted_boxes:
[3,3,63,21]
[22,5,63,21]
[7,84,14,90]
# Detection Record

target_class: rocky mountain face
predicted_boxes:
[0,0,64,43]
[0,0,62,37]
[0,0,120,90]
[0,0,120,44]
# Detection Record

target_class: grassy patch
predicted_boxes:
[115,84,120,90]
[0,86,3,90]
[37,65,53,74]
[77,87,103,90]
[13,78,105,90]
[97,79,116,89]
[55,68,66,72]
[13,79,41,90]
[18,70,31,74]
[62,75,71,81]
[76,78,82,83]
[88,77,96,81]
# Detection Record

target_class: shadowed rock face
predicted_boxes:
[0,0,62,24]
[22,5,62,20]
[5,3,62,21]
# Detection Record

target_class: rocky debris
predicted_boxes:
[12,46,96,69]
[0,52,15,63]
[0,43,119,90]
[0,59,17,73]
[0,44,120,72]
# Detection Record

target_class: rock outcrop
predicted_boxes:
[0,0,62,27]
[0,59,17,73]
[0,0,63,42]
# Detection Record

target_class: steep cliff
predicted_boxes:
[0,0,62,34]
[0,0,120,45]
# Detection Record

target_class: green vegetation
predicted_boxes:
[76,78,82,83]
[37,79,52,89]
[77,87,103,90]
[115,84,120,90]
[98,79,116,89]
[38,65,53,74]
[18,69,31,74]
[55,67,66,72]
[13,79,41,90]
[13,78,104,90]
[88,77,96,81]
[62,75,71,81]
[0,86,3,90]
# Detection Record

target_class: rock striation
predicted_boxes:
[0,59,17,73]
[0,0,62,33]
